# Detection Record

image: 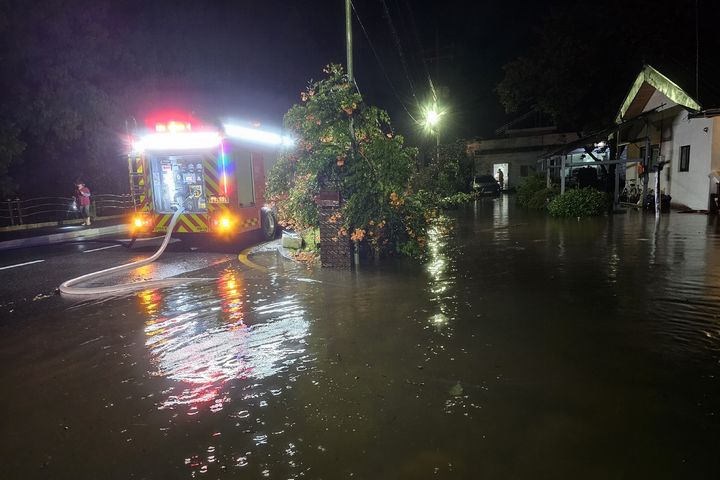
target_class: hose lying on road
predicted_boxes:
[59,207,213,296]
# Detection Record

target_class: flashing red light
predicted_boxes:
[145,111,198,130]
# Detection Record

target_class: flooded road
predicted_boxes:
[2,197,720,479]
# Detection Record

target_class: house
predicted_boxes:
[538,64,720,212]
[467,110,579,189]
[616,65,720,211]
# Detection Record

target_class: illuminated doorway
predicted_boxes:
[493,162,509,190]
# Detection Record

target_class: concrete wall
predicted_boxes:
[660,111,714,210]
[473,151,539,188]
[468,131,577,188]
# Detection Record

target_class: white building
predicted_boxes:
[467,111,578,189]
[616,65,720,210]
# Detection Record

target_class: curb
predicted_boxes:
[0,214,127,233]
[0,224,130,251]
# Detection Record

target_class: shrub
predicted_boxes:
[438,192,474,209]
[516,174,547,208]
[267,64,430,258]
[547,188,610,217]
[527,187,559,209]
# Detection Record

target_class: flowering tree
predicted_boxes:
[267,64,433,257]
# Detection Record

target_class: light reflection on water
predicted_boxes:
[426,216,457,332]
[139,269,310,410]
[8,202,720,479]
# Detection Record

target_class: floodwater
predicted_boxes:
[3,197,720,479]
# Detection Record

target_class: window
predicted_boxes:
[640,145,660,167]
[679,145,690,172]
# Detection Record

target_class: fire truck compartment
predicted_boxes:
[149,154,208,213]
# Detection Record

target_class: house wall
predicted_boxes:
[473,151,539,187]
[468,131,577,188]
[713,116,720,172]
[660,111,714,210]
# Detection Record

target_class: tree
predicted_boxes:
[496,0,704,131]
[412,140,473,197]
[267,64,432,258]
[0,0,134,195]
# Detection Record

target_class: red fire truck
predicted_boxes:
[127,115,292,241]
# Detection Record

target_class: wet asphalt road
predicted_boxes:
[0,235,237,318]
[2,198,720,479]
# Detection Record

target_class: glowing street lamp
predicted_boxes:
[422,103,443,132]
[426,109,440,127]
[422,103,443,160]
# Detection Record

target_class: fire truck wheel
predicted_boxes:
[261,209,276,240]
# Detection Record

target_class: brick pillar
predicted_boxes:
[316,191,352,268]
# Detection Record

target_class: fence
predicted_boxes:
[1,194,134,227]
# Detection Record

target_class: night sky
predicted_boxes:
[114,0,552,140]
[123,0,719,140]
[3,0,719,194]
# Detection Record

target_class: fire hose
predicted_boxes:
[59,205,213,296]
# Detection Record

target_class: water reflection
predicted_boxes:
[139,268,310,410]
[425,217,457,332]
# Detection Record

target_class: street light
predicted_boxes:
[421,103,442,132]
[426,109,440,127]
[422,103,442,161]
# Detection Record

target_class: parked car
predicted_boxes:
[471,175,501,196]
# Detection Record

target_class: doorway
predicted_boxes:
[493,163,509,190]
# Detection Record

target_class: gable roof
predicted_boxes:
[616,64,701,123]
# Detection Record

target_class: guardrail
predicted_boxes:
[1,194,134,226]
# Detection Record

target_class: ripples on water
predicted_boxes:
[138,268,312,476]
[130,205,720,477]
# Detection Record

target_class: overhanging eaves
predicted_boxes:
[616,64,701,123]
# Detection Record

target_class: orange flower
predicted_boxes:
[389,192,404,207]
[350,228,365,242]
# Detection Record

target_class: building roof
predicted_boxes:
[616,65,701,123]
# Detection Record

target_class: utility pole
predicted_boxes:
[345,0,360,267]
[346,0,353,81]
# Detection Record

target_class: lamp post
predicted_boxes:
[424,104,441,162]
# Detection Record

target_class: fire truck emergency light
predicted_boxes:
[133,131,222,152]
[223,124,294,147]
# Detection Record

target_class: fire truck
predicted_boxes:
[127,115,293,241]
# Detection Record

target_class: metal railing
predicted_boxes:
[1,194,134,227]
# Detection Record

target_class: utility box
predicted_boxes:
[281,230,302,249]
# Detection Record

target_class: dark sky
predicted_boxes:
[122,0,551,143]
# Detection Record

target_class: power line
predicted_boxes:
[400,0,437,101]
[350,0,418,123]
[379,0,420,103]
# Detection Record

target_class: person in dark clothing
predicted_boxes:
[75,181,92,226]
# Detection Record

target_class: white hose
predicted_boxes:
[59,206,213,296]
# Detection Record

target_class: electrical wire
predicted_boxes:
[379,0,421,102]
[401,0,437,101]
[350,0,418,123]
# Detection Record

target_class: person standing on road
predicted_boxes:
[75,181,92,226]
[497,168,504,190]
